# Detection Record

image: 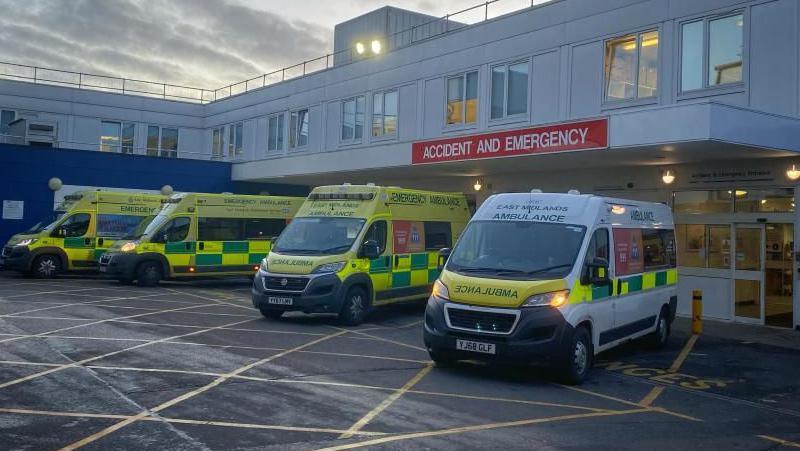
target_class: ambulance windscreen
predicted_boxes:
[447,221,586,280]
[272,217,366,255]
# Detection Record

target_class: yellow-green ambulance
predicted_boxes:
[252,184,470,325]
[1,191,163,278]
[100,193,304,286]
[423,191,677,384]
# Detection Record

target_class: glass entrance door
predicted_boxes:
[733,225,764,323]
[764,224,794,327]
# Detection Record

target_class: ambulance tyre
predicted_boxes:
[136,261,162,287]
[259,308,284,320]
[560,325,593,385]
[32,254,61,279]
[648,306,671,349]
[338,286,369,326]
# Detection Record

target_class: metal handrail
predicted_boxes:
[0,0,536,105]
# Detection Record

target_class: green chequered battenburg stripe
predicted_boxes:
[392,271,411,288]
[369,257,390,274]
[625,275,643,292]
[165,241,196,254]
[196,254,222,265]
[655,271,667,286]
[591,284,612,300]
[428,268,440,283]
[223,241,249,253]
[64,237,91,248]
[248,254,264,264]
[93,249,106,260]
[410,253,428,270]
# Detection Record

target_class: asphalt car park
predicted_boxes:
[0,272,799,450]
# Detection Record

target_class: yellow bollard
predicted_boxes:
[692,290,702,335]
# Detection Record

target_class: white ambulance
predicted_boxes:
[423,191,677,384]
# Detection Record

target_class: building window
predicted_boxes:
[681,13,744,92]
[605,30,659,101]
[372,90,398,137]
[341,96,365,143]
[676,224,731,269]
[289,109,309,149]
[227,122,243,158]
[267,113,285,151]
[147,125,178,158]
[212,127,223,159]
[100,121,134,154]
[673,190,733,214]
[491,61,529,119]
[1,109,15,135]
[446,71,478,125]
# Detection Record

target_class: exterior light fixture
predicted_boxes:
[371,40,382,54]
[786,164,800,181]
[48,177,63,191]
[355,42,365,55]
[473,179,483,191]
[160,185,174,196]
[661,169,675,184]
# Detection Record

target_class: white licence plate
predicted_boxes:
[456,339,496,355]
[267,296,293,305]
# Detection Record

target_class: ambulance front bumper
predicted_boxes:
[1,246,33,271]
[251,270,344,314]
[423,295,574,363]
[99,252,141,279]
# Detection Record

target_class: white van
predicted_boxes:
[423,191,677,384]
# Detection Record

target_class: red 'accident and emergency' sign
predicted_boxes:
[411,118,608,165]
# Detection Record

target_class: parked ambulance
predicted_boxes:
[423,191,677,384]
[1,191,163,278]
[100,193,304,285]
[252,184,470,325]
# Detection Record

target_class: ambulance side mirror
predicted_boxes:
[359,240,380,260]
[437,248,451,271]
[582,257,610,286]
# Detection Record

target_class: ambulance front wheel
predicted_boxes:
[338,286,369,326]
[560,325,593,385]
[136,261,162,287]
[32,254,61,279]
[428,348,457,367]
[648,306,671,349]
[259,308,284,320]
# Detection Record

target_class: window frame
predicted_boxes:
[267,113,285,152]
[490,60,530,120]
[0,109,15,135]
[340,95,366,145]
[212,127,224,159]
[445,70,479,128]
[678,11,746,96]
[603,29,660,104]
[146,125,179,158]
[371,89,399,140]
[289,108,310,150]
[100,120,135,154]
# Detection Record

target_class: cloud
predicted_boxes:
[0,0,332,88]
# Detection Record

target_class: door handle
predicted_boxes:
[394,255,399,267]
[97,238,104,247]
[199,242,205,251]
[84,237,91,246]
[185,242,192,251]
[617,279,622,295]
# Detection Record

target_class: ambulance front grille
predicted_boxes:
[445,304,519,335]
[264,276,309,292]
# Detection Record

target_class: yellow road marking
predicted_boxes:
[164,287,253,311]
[0,407,128,420]
[59,329,348,450]
[0,316,257,390]
[4,287,109,298]
[639,334,700,407]
[339,364,433,439]
[0,292,165,318]
[340,328,427,352]
[758,435,800,448]
[557,384,701,422]
[317,408,651,450]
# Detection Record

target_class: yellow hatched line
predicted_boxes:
[758,435,800,448]
[317,409,651,451]
[639,334,700,407]
[339,364,433,439]
[59,329,348,450]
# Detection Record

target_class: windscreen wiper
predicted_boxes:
[524,263,574,275]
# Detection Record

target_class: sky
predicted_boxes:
[0,0,541,90]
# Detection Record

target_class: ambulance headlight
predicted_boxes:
[259,258,269,274]
[120,241,139,252]
[522,290,569,308]
[432,279,449,301]
[16,238,38,246]
[312,261,346,274]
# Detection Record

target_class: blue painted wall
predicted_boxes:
[0,145,308,245]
